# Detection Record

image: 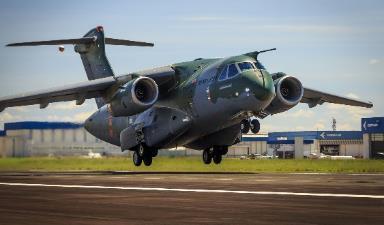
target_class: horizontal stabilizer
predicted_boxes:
[7,37,154,47]
[6,37,96,47]
[105,38,154,47]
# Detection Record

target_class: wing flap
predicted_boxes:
[301,87,373,108]
[0,77,116,112]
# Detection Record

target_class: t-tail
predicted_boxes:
[6,26,154,108]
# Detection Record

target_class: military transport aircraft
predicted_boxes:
[0,26,373,166]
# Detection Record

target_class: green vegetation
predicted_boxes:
[0,157,383,173]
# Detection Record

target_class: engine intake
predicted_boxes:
[265,75,304,114]
[109,77,159,117]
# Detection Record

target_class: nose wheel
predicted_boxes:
[241,119,250,134]
[241,119,260,134]
[250,119,260,134]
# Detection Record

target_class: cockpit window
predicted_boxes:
[255,61,266,70]
[238,62,255,72]
[218,62,257,81]
[218,66,228,81]
[227,64,239,78]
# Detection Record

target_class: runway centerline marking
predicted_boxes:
[0,182,383,199]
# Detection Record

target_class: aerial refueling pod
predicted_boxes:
[109,77,159,117]
[265,74,304,114]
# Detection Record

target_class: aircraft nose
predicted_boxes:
[84,111,96,133]
[243,70,275,101]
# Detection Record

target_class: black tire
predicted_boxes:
[151,149,158,157]
[241,119,250,134]
[213,154,222,164]
[202,149,212,164]
[137,144,146,157]
[133,151,142,167]
[143,155,152,166]
[250,119,260,134]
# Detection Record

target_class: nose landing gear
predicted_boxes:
[250,119,260,134]
[241,118,260,134]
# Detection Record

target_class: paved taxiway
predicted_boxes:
[0,172,383,225]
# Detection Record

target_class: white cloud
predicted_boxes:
[0,112,22,122]
[346,93,359,99]
[369,59,381,65]
[181,16,227,22]
[46,111,93,123]
[336,123,354,130]
[258,24,357,34]
[51,102,83,110]
[178,16,382,35]
[0,112,22,130]
[325,104,374,130]
[327,104,374,119]
[282,109,315,118]
[73,111,93,122]
[313,121,325,130]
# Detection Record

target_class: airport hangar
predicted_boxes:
[0,117,383,159]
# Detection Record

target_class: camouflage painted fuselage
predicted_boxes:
[85,54,275,151]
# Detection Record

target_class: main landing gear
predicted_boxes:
[132,143,158,167]
[202,146,228,165]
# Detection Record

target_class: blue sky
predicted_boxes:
[0,0,383,132]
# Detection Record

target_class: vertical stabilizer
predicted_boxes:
[74,26,115,108]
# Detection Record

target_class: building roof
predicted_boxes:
[4,121,83,130]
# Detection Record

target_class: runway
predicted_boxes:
[0,172,383,225]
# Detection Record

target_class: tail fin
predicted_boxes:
[75,26,113,108]
[75,26,114,81]
[6,25,154,108]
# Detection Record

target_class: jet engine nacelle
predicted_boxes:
[109,77,159,117]
[265,75,304,114]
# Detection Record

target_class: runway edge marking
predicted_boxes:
[0,182,383,199]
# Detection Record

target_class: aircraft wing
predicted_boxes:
[301,87,373,108]
[0,66,177,112]
[0,77,117,112]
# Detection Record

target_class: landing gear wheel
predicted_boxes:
[241,119,250,134]
[250,119,260,134]
[202,149,212,164]
[213,154,222,164]
[133,151,142,167]
[138,144,146,157]
[143,155,153,166]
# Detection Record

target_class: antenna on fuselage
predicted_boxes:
[245,48,276,60]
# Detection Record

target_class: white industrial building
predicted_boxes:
[0,117,383,159]
[0,122,121,157]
